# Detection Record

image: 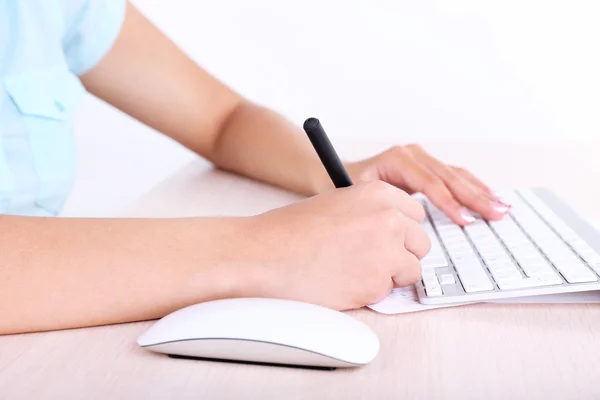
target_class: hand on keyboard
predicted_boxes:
[345,144,511,225]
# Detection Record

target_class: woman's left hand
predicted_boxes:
[345,144,511,226]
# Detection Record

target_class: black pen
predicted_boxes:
[303,117,353,188]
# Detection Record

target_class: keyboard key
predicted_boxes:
[425,284,443,296]
[487,262,518,273]
[460,267,493,283]
[455,262,486,274]
[485,256,514,265]
[441,283,462,296]
[421,255,448,269]
[423,275,439,286]
[578,248,600,269]
[463,268,491,280]
[522,267,557,278]
[491,270,523,282]
[560,269,598,284]
[545,250,577,262]
[449,255,480,265]
[510,247,542,258]
[422,270,437,281]
[477,248,504,258]
[553,258,586,272]
[519,259,553,272]
[439,274,456,285]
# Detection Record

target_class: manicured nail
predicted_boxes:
[460,208,476,223]
[491,200,511,214]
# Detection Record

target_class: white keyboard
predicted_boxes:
[416,188,600,304]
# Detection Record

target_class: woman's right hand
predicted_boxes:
[240,180,431,310]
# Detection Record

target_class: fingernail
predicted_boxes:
[491,200,511,214]
[460,208,476,223]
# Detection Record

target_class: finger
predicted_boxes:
[408,146,510,221]
[422,179,478,226]
[392,252,422,287]
[403,218,431,260]
[399,161,476,226]
[450,166,494,195]
[394,192,426,223]
[378,147,476,225]
[442,169,510,221]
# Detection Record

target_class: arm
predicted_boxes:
[80,3,326,196]
[0,215,256,334]
[82,3,510,224]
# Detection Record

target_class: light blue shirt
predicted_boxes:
[0,0,125,216]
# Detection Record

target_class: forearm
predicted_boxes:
[207,101,331,196]
[0,215,251,335]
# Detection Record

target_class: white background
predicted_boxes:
[65,0,600,216]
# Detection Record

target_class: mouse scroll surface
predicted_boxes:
[138,298,380,368]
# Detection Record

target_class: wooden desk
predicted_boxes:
[2,142,600,399]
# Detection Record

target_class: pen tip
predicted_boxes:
[303,117,320,131]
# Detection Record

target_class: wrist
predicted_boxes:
[178,217,261,302]
[205,214,290,301]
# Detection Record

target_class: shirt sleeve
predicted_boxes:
[61,0,126,75]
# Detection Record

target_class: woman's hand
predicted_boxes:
[344,144,510,225]
[245,180,430,310]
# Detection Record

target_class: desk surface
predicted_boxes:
[2,142,600,399]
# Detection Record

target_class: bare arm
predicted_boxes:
[0,215,257,334]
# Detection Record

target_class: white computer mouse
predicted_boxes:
[137,298,379,369]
